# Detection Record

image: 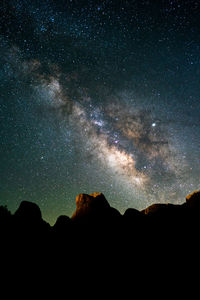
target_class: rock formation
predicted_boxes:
[14,200,42,222]
[71,192,121,223]
[1,190,199,286]
[184,190,200,209]
[0,189,200,244]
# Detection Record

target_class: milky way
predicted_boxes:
[1,0,200,224]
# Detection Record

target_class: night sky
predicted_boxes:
[1,0,200,225]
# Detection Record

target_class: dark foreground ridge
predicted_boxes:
[1,190,200,250]
[1,190,200,286]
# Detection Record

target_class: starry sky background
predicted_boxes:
[1,0,200,224]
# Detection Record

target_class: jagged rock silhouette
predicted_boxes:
[185,190,200,209]
[72,192,110,219]
[1,189,200,249]
[123,207,144,219]
[1,188,200,284]
[13,200,51,239]
[141,203,181,218]
[53,215,72,238]
[14,200,42,221]
[71,192,121,223]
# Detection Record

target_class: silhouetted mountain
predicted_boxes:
[15,200,42,221]
[184,190,200,209]
[0,205,12,235]
[123,207,146,237]
[141,203,179,216]
[14,200,51,237]
[1,189,200,292]
[53,215,72,232]
[124,207,144,219]
[0,205,11,219]
[71,192,121,222]
[1,190,200,255]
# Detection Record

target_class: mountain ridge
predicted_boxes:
[1,189,200,276]
[1,189,200,235]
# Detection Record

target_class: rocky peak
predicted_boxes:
[14,201,42,221]
[71,192,111,220]
[185,190,200,209]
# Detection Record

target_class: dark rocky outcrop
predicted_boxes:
[123,207,144,219]
[0,189,200,251]
[71,192,121,224]
[14,200,42,222]
[0,205,11,219]
[72,192,110,219]
[53,215,72,236]
[184,190,200,209]
[53,215,72,230]
[0,188,200,284]
[13,201,51,239]
[141,202,182,218]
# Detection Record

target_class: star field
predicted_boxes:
[1,0,200,224]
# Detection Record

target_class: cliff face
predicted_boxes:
[185,190,200,209]
[71,192,121,225]
[71,192,110,219]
